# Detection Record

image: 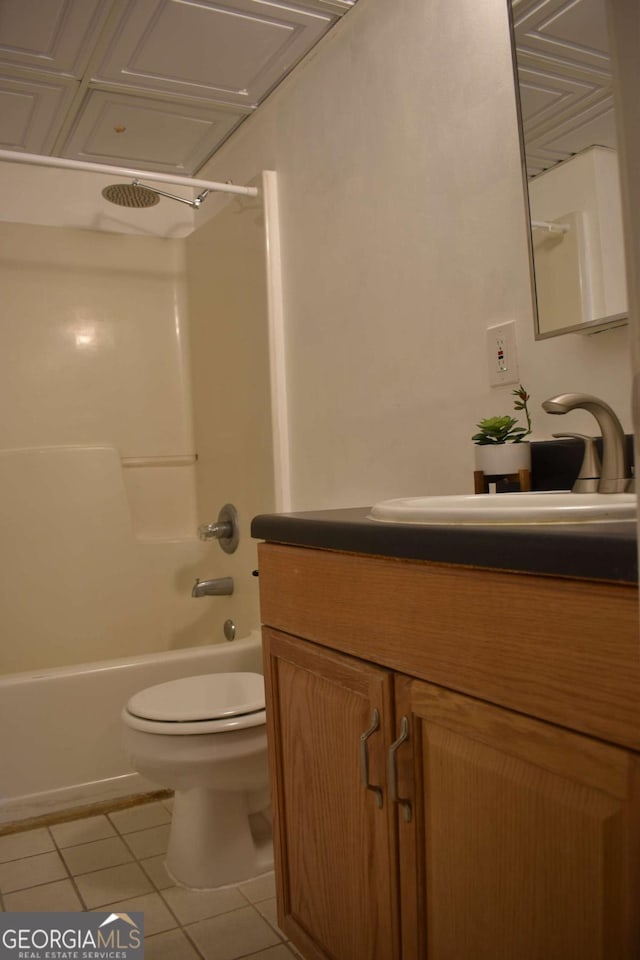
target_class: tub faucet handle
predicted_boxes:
[197,504,239,554]
[198,520,232,539]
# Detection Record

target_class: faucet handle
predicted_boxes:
[552,432,601,493]
[198,520,233,540]
[197,503,239,554]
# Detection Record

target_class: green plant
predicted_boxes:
[472,385,532,445]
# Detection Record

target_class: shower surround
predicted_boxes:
[0,178,275,675]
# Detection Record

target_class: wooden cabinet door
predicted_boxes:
[263,628,400,960]
[394,676,640,960]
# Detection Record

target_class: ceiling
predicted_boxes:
[0,0,614,188]
[512,0,616,178]
[0,0,355,178]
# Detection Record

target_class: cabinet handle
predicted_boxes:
[388,716,412,822]
[359,708,384,809]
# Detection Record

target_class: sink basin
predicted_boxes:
[368,491,636,525]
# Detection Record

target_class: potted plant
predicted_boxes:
[472,385,532,476]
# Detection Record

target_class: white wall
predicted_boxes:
[199,0,633,509]
[607,0,640,404]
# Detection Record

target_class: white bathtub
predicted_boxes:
[0,632,264,824]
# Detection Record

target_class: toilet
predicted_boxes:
[121,671,273,889]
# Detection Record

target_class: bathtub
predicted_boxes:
[0,632,263,824]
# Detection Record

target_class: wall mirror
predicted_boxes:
[510,0,628,339]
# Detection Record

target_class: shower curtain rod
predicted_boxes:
[0,149,259,198]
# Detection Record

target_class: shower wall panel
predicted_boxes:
[0,221,192,455]
[0,445,213,673]
[185,178,276,641]
[0,221,217,673]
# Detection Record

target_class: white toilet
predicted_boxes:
[121,671,273,889]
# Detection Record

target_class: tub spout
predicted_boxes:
[192,577,234,598]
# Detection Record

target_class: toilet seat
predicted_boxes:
[123,672,266,736]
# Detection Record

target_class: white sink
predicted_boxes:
[368,491,637,525]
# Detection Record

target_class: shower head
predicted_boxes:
[101,182,160,208]
[102,179,209,210]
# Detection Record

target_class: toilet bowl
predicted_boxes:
[121,671,273,889]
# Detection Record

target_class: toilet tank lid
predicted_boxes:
[126,672,265,723]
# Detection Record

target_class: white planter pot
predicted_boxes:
[474,442,531,476]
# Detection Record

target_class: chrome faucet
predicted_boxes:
[192,577,234,598]
[542,393,630,493]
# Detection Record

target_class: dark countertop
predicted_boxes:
[251,507,638,584]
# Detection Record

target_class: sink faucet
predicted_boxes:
[192,577,234,598]
[541,393,630,493]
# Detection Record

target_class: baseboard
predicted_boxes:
[0,772,160,825]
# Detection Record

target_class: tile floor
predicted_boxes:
[0,800,301,960]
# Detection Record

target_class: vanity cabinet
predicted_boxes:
[394,676,639,959]
[259,542,640,960]
[264,629,399,960]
